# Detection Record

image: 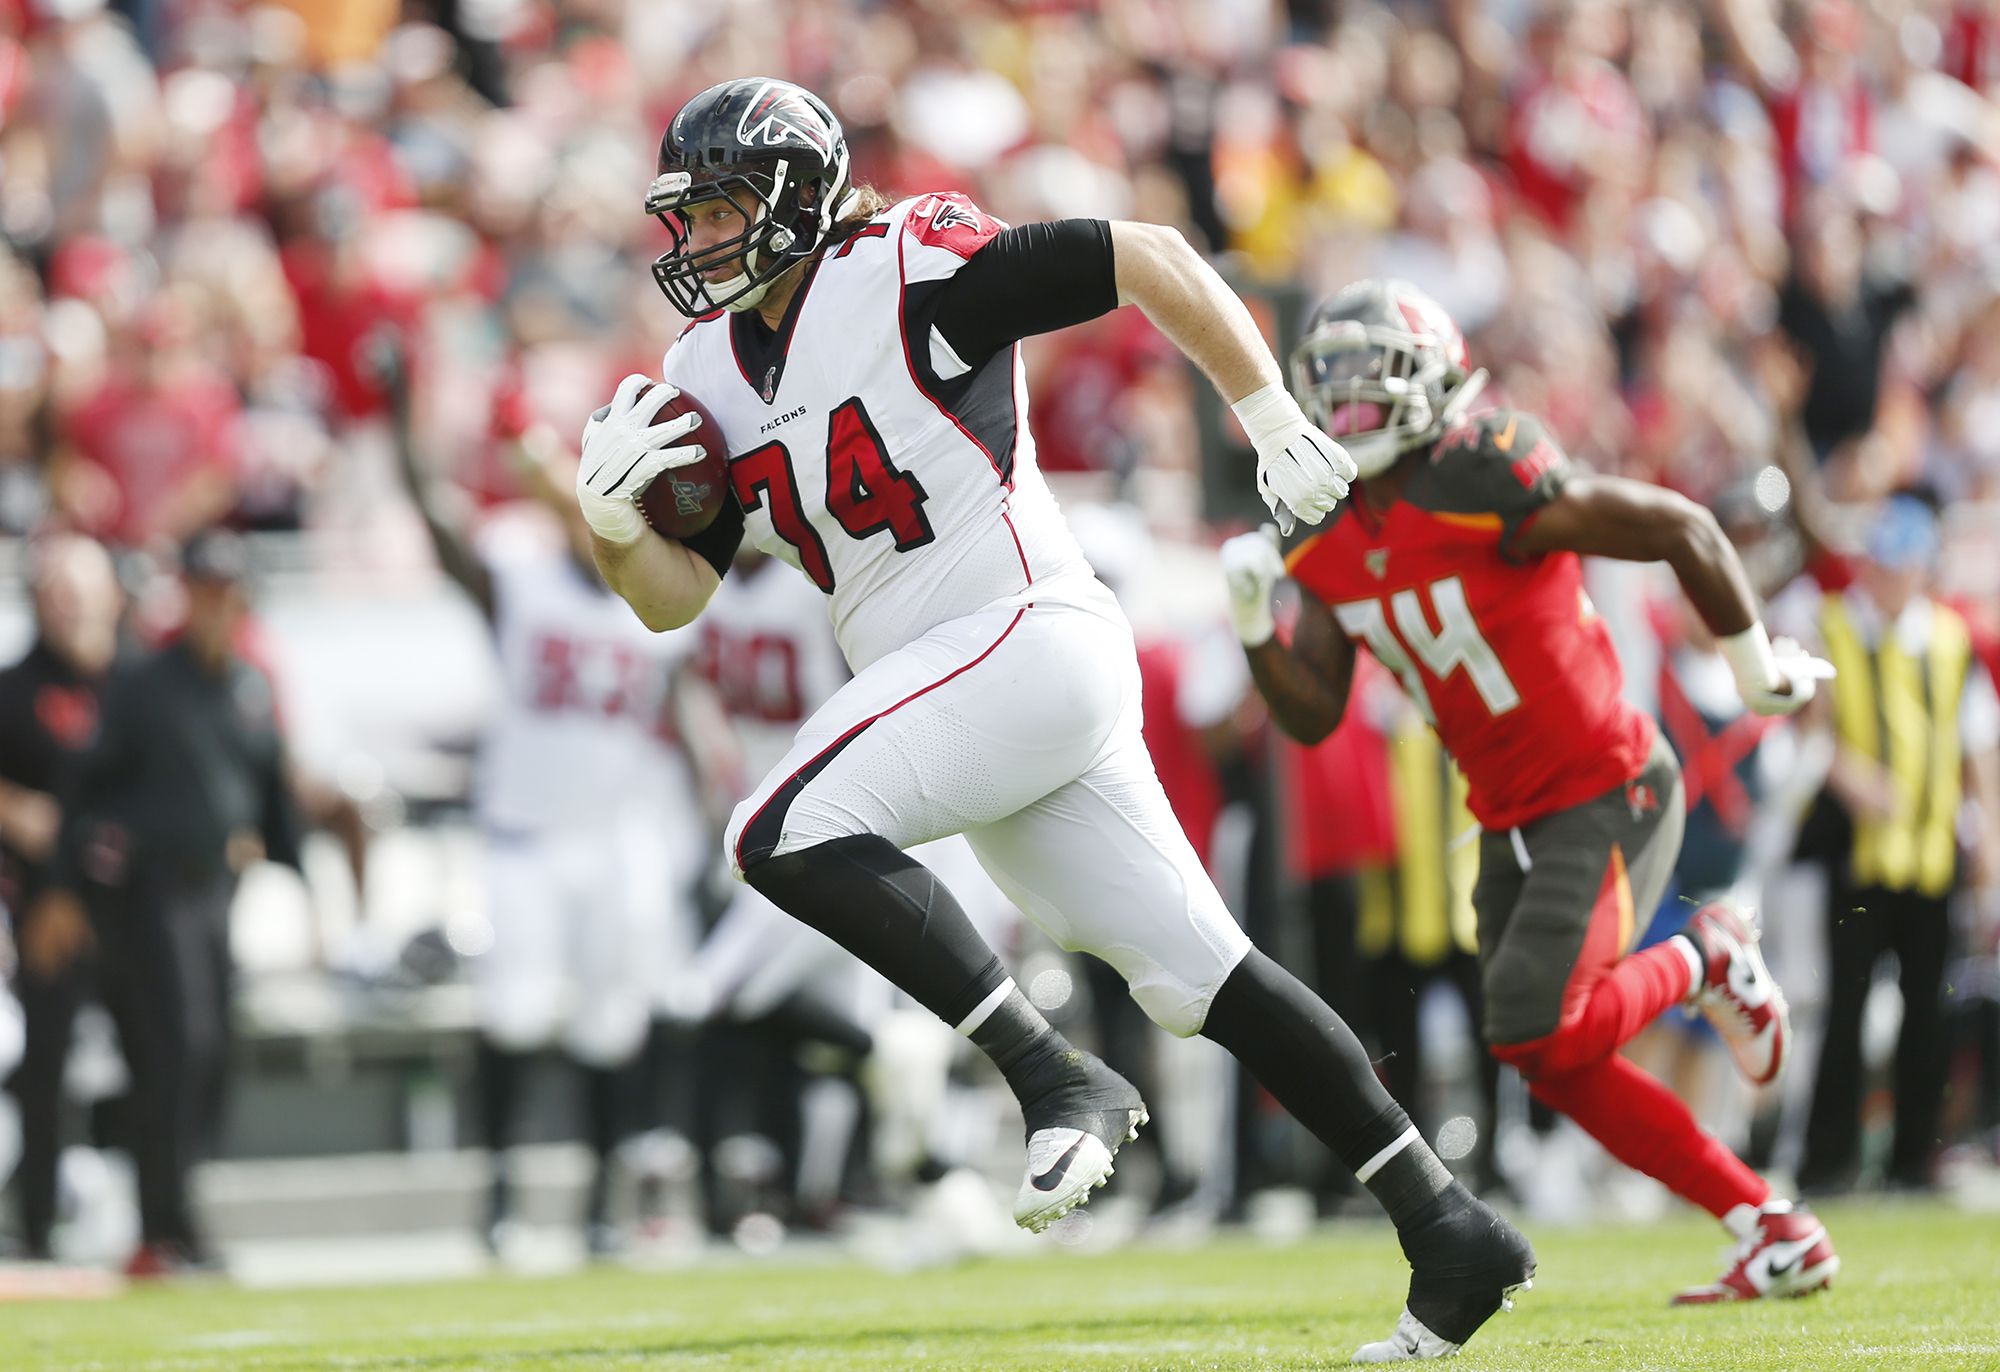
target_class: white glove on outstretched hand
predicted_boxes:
[1221,525,1286,647]
[1233,383,1356,536]
[575,374,707,545]
[1721,623,1836,717]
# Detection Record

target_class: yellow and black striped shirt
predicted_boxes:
[1819,593,1972,897]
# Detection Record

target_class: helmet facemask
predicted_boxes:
[1291,320,1487,478]
[648,158,825,315]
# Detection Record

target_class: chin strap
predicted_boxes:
[1431,368,1489,435]
[1387,367,1491,466]
[721,275,774,313]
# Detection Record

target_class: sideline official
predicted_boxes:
[0,534,123,1260]
[35,528,302,1273]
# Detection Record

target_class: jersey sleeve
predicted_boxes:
[1411,410,1575,557]
[897,193,1119,376]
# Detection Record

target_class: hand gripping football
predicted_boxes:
[636,386,732,540]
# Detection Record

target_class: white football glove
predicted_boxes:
[1233,383,1356,536]
[574,374,707,545]
[1721,623,1836,717]
[1221,526,1286,647]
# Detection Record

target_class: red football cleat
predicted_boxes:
[1673,1204,1838,1305]
[1682,902,1790,1086]
[122,1242,178,1281]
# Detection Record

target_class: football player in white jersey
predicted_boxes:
[387,347,702,1255]
[574,78,1531,1358]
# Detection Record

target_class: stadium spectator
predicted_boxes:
[0,533,122,1262]
[34,528,302,1275]
[1776,201,1918,466]
[54,302,242,552]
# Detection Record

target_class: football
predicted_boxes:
[635,384,731,540]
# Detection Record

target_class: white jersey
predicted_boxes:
[695,555,851,781]
[661,193,1095,671]
[476,539,690,832]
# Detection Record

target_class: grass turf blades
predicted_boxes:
[2,1200,1994,1371]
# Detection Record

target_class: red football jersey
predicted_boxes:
[1286,410,1655,832]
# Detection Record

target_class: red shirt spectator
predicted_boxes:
[1764,2,1873,224]
[1031,311,1176,475]
[281,239,421,424]
[1505,53,1647,234]
[1135,637,1226,868]
[65,366,241,549]
[1944,1,2000,92]
[1283,656,1397,881]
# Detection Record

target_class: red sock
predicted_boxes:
[1492,942,1693,1079]
[1529,1054,1770,1220]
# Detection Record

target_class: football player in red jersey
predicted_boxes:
[1223,280,1840,1317]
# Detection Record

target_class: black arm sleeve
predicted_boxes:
[927,219,1119,370]
[679,496,746,580]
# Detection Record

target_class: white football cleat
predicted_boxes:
[1353,1308,1463,1362]
[1353,1281,1533,1363]
[1355,1191,1536,1362]
[1008,1048,1146,1234]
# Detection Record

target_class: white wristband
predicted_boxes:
[1719,622,1781,695]
[1231,382,1306,451]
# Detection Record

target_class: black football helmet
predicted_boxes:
[1290,279,1488,478]
[646,78,859,316]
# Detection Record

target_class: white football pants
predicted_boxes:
[724,579,1249,1036]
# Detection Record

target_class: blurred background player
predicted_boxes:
[383,338,703,1256]
[33,529,300,1276]
[0,534,123,1263]
[1223,278,1835,1306]
[1349,677,1497,1197]
[1794,493,2000,1194]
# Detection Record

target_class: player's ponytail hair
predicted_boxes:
[824,182,894,244]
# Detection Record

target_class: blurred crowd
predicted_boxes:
[2,0,2000,1272]
[0,0,1999,566]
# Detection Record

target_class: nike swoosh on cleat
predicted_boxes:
[1030,1138,1085,1191]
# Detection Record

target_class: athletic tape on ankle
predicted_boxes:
[1672,935,1704,999]
[1355,1124,1421,1183]
[955,978,1016,1036]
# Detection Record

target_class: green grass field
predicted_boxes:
[4,1201,1997,1371]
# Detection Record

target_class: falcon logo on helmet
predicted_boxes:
[737,81,837,159]
[647,77,860,317]
[1289,279,1488,480]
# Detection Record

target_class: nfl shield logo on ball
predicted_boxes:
[672,478,710,516]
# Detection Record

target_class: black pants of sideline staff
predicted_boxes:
[1800,879,1951,1193]
[9,871,234,1258]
